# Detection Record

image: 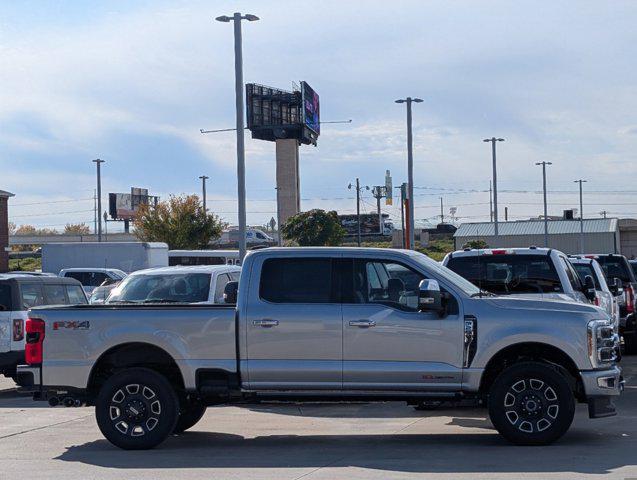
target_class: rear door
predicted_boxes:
[342,257,464,391]
[245,255,342,390]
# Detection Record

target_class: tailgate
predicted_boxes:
[0,311,10,353]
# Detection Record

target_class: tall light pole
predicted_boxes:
[535,161,553,247]
[92,159,105,242]
[349,179,369,247]
[483,137,504,236]
[575,179,587,253]
[216,12,259,262]
[395,97,422,250]
[199,175,209,213]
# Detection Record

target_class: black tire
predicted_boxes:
[488,362,575,446]
[624,333,637,355]
[95,368,179,450]
[173,403,207,434]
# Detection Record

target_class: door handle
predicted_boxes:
[253,319,279,327]
[349,319,376,328]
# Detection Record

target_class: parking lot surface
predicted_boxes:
[0,358,635,480]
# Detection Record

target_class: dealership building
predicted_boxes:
[453,218,628,255]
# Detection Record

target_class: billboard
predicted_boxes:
[109,187,158,220]
[300,81,320,135]
[338,213,390,236]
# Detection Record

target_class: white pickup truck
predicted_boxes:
[17,248,622,449]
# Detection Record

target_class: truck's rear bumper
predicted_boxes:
[580,365,623,418]
[15,365,40,393]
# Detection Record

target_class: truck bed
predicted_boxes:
[29,304,237,390]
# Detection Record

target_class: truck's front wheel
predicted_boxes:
[488,362,575,446]
[95,368,179,450]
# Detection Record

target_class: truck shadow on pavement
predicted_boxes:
[55,417,634,475]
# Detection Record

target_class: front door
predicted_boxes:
[342,258,463,391]
[245,256,342,390]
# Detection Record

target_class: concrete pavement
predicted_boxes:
[0,360,636,479]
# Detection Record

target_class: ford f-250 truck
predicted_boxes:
[17,248,622,449]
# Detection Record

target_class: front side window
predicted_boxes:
[260,258,332,303]
[44,284,67,305]
[446,254,563,295]
[20,284,44,309]
[108,273,212,303]
[214,273,231,303]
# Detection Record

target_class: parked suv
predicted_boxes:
[578,254,637,353]
[0,274,87,378]
[442,247,596,304]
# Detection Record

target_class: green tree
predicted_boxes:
[64,223,90,235]
[133,194,225,249]
[281,209,345,246]
[462,239,489,250]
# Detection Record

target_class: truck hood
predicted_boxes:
[484,295,602,316]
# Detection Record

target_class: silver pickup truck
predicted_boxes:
[17,247,622,449]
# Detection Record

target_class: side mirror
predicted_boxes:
[583,275,596,302]
[609,277,624,297]
[418,279,443,314]
[223,281,238,304]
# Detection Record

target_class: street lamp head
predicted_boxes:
[243,14,259,21]
[497,138,505,142]
[413,98,424,103]
[483,139,491,142]
[348,183,352,190]
[395,99,406,104]
[215,15,231,22]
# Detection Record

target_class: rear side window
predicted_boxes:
[44,284,68,305]
[20,284,44,309]
[572,263,599,289]
[260,258,332,303]
[214,273,231,303]
[0,284,12,311]
[561,258,583,291]
[446,254,563,294]
[66,285,87,304]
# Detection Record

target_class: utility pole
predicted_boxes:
[574,179,587,254]
[483,138,504,236]
[216,12,259,263]
[439,197,444,224]
[396,97,423,250]
[93,189,97,235]
[504,206,509,222]
[600,210,608,219]
[398,184,407,248]
[535,161,553,247]
[199,175,209,213]
[275,186,282,246]
[349,179,369,247]
[92,159,105,242]
[489,181,493,222]
[372,186,385,234]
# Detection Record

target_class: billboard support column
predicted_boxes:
[275,139,301,228]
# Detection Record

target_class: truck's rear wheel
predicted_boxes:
[488,362,575,446]
[173,402,207,433]
[95,368,178,450]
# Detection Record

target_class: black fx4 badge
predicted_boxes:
[52,321,90,331]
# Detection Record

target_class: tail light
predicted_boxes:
[12,319,24,342]
[25,318,45,365]
[626,285,635,314]
[594,296,600,306]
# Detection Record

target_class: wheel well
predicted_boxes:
[479,342,583,399]
[87,343,185,396]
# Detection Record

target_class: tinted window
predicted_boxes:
[353,260,423,311]
[446,254,563,294]
[88,272,108,287]
[66,285,88,304]
[108,273,212,303]
[631,262,637,277]
[572,263,599,289]
[44,284,67,305]
[0,284,12,311]
[20,284,44,308]
[595,257,635,283]
[260,258,332,303]
[65,271,88,284]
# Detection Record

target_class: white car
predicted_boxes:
[442,247,596,305]
[59,268,127,294]
[106,265,241,304]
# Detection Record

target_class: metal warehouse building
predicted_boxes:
[454,218,620,255]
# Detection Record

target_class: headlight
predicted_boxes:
[588,319,619,368]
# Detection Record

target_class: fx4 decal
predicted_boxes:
[52,321,90,331]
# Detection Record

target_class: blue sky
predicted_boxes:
[2,0,637,230]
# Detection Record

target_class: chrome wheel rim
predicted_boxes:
[108,384,161,437]
[503,378,559,433]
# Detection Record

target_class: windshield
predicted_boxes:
[408,251,481,296]
[107,273,212,303]
[445,254,563,295]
